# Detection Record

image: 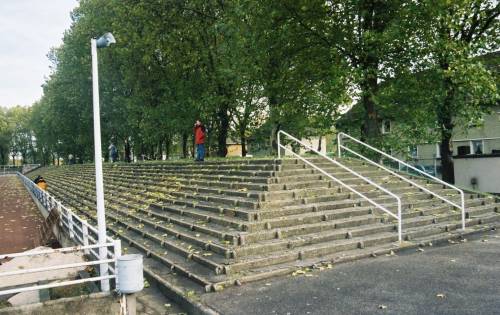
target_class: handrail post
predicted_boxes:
[82,221,90,255]
[68,212,74,239]
[337,133,342,158]
[397,200,402,243]
[461,192,466,230]
[277,131,281,159]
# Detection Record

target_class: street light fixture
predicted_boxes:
[91,32,116,292]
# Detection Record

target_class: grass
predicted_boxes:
[0,300,12,309]
[49,283,92,299]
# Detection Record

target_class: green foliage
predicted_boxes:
[6,0,496,174]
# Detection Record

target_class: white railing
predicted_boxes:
[0,172,122,297]
[278,130,402,242]
[338,132,465,230]
[1,164,40,175]
[1,165,22,175]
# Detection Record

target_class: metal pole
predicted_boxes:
[91,38,110,292]
[337,133,341,158]
[277,132,281,159]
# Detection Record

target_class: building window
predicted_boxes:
[381,120,391,134]
[470,140,483,155]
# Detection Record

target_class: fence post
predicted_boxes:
[82,221,90,255]
[113,239,122,291]
[68,212,74,239]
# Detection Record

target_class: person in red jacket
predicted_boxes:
[193,120,206,161]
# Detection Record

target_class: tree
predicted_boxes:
[420,0,499,182]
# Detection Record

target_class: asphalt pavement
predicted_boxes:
[202,229,500,315]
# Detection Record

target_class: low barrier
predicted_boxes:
[0,172,122,297]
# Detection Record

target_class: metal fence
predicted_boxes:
[1,165,22,175]
[0,164,41,175]
[0,172,122,297]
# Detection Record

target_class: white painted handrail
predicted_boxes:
[0,172,122,297]
[278,130,402,242]
[337,132,465,230]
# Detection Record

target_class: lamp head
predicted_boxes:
[96,32,116,48]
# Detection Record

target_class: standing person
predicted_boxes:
[193,120,206,162]
[108,143,118,163]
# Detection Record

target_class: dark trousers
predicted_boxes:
[196,143,205,161]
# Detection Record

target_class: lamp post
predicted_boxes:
[91,32,116,292]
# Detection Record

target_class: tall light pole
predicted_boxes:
[91,32,116,292]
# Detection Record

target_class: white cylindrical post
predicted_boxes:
[91,38,110,292]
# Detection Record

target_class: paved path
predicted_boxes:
[202,230,500,315]
[0,175,45,254]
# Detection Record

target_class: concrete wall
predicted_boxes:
[454,157,500,193]
[0,292,120,315]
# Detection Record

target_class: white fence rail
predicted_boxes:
[278,130,402,242]
[0,172,122,297]
[338,132,466,230]
[0,164,40,175]
[1,165,22,175]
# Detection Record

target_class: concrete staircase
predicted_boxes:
[27,157,500,294]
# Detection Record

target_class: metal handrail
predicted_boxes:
[278,130,402,242]
[337,132,465,230]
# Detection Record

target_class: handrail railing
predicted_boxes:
[1,165,22,175]
[278,130,402,242]
[1,164,41,175]
[0,172,122,297]
[337,132,465,230]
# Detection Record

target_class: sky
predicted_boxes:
[0,0,78,108]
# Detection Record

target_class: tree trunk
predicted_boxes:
[360,72,380,142]
[217,106,229,157]
[439,129,455,183]
[438,89,455,183]
[240,133,247,157]
[181,133,188,159]
[124,139,131,163]
[268,96,281,156]
[438,59,456,184]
